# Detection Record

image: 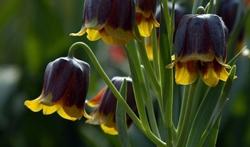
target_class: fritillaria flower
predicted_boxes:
[84,77,136,135]
[24,57,90,121]
[71,0,135,45]
[135,0,160,37]
[174,14,229,87]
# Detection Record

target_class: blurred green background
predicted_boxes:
[0,0,250,147]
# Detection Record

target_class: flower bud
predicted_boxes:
[174,14,229,87]
[84,77,136,135]
[24,57,90,121]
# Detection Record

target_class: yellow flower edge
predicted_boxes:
[24,97,83,121]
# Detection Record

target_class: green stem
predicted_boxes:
[68,42,166,146]
[160,1,175,145]
[192,0,205,14]
[125,42,151,131]
[141,66,161,138]
[136,39,161,96]
[68,42,140,126]
[228,46,246,65]
[151,29,166,132]
[160,0,172,41]
[206,0,216,13]
[166,70,174,147]
[152,29,160,83]
[176,83,197,147]
[126,42,160,137]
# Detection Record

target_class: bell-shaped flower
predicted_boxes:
[71,0,135,45]
[84,77,137,135]
[174,14,229,87]
[24,57,90,120]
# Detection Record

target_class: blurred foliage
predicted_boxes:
[0,0,250,147]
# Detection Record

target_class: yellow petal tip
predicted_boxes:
[24,98,42,112]
[70,27,86,37]
[175,62,197,85]
[100,124,118,135]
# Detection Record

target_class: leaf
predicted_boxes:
[203,116,221,147]
[186,66,236,147]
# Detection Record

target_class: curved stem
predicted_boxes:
[68,42,166,146]
[68,42,140,126]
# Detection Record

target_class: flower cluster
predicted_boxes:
[24,0,245,139]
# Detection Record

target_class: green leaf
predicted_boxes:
[186,66,236,147]
[203,117,221,147]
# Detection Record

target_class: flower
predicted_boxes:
[70,0,135,45]
[174,14,229,87]
[84,77,136,135]
[24,57,90,121]
[135,0,159,37]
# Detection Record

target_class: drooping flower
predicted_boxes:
[71,0,135,45]
[174,14,229,87]
[24,57,90,121]
[84,77,137,135]
[135,0,159,37]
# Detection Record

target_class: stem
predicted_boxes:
[68,42,140,126]
[151,30,166,133]
[160,1,175,145]
[165,70,174,147]
[136,39,161,96]
[160,0,172,41]
[192,0,205,14]
[228,46,246,65]
[206,0,216,13]
[141,66,161,138]
[152,29,160,83]
[126,42,160,137]
[68,42,166,146]
[176,83,197,147]
[125,42,151,131]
